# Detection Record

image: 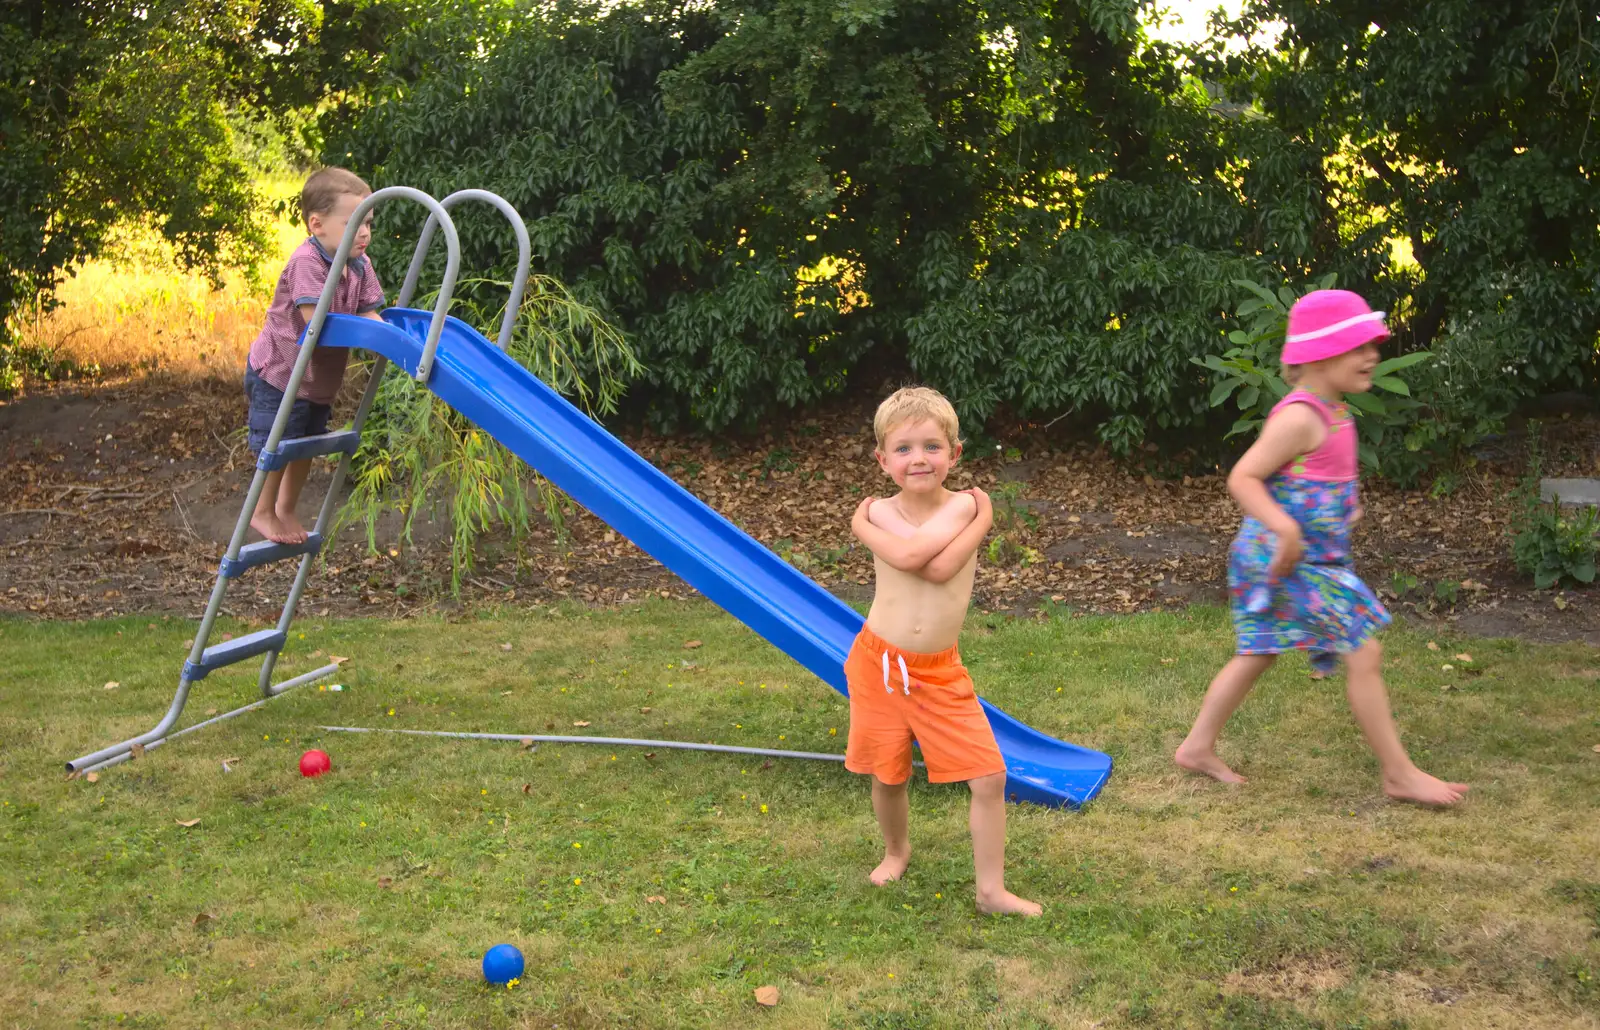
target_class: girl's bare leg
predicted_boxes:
[1175,654,1277,783]
[1343,639,1468,806]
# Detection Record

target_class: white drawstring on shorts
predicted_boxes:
[881,651,911,695]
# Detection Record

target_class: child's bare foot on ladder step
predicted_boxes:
[250,511,299,545]
[274,509,308,544]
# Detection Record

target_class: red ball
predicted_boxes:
[299,749,332,778]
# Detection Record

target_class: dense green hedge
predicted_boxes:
[328,0,1329,452]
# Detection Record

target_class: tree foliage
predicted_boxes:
[0,0,414,388]
[17,0,1600,477]
[1202,0,1600,476]
[330,0,1329,449]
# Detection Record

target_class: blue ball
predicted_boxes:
[482,943,524,984]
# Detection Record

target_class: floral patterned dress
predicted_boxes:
[1229,389,1390,657]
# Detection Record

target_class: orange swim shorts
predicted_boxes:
[843,624,1005,786]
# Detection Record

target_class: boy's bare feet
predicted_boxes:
[869,851,910,885]
[1174,743,1249,784]
[1383,768,1469,807]
[976,888,1042,917]
[250,511,299,545]
[273,509,309,545]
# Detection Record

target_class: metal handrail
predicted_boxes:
[397,189,531,352]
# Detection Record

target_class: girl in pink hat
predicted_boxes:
[1174,289,1469,805]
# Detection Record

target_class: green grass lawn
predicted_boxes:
[2,603,1597,1029]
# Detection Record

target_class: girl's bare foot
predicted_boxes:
[1174,743,1248,784]
[869,851,910,885]
[1383,768,1469,807]
[250,511,297,544]
[273,509,309,544]
[976,888,1042,917]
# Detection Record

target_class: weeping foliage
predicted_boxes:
[335,275,640,590]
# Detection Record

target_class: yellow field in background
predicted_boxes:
[14,177,303,380]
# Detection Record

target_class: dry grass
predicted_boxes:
[13,177,303,380]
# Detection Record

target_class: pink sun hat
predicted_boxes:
[1282,289,1389,365]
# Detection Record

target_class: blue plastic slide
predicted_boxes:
[319,309,1112,806]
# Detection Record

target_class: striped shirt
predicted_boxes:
[247,236,385,405]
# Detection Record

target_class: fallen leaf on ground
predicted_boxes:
[500,643,513,652]
[545,722,555,731]
[520,737,535,750]
[1426,641,1440,651]
[522,783,532,793]
[572,720,591,728]
[85,772,99,783]
[1554,595,1569,610]
[103,681,119,690]
[310,650,324,658]
[1441,684,1457,692]
[644,753,656,760]
[754,985,780,1007]
[130,743,145,759]
[500,690,513,696]
[205,709,218,717]
[646,895,666,904]
[760,760,773,770]
[329,655,350,665]
[1453,653,1473,663]
[683,640,703,650]
[639,706,652,714]
[1591,744,1600,754]
[176,818,200,827]
[1441,664,1454,672]
[680,660,699,670]
[192,912,213,927]
[378,877,393,889]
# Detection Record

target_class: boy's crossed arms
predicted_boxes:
[850,489,993,582]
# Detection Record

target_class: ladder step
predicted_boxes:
[182,629,286,682]
[257,430,361,471]
[220,533,323,578]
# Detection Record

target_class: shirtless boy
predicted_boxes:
[845,386,1042,917]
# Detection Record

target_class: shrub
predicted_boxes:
[1510,423,1599,590]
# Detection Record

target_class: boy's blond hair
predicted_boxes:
[300,167,372,228]
[873,386,960,450]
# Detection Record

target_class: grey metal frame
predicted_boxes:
[398,189,532,352]
[67,186,466,774]
[319,725,926,769]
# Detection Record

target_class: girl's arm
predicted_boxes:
[920,489,994,583]
[851,494,977,572]
[1227,404,1326,577]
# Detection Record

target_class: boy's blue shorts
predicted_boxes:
[244,363,331,456]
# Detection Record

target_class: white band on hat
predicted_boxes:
[1286,310,1386,343]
